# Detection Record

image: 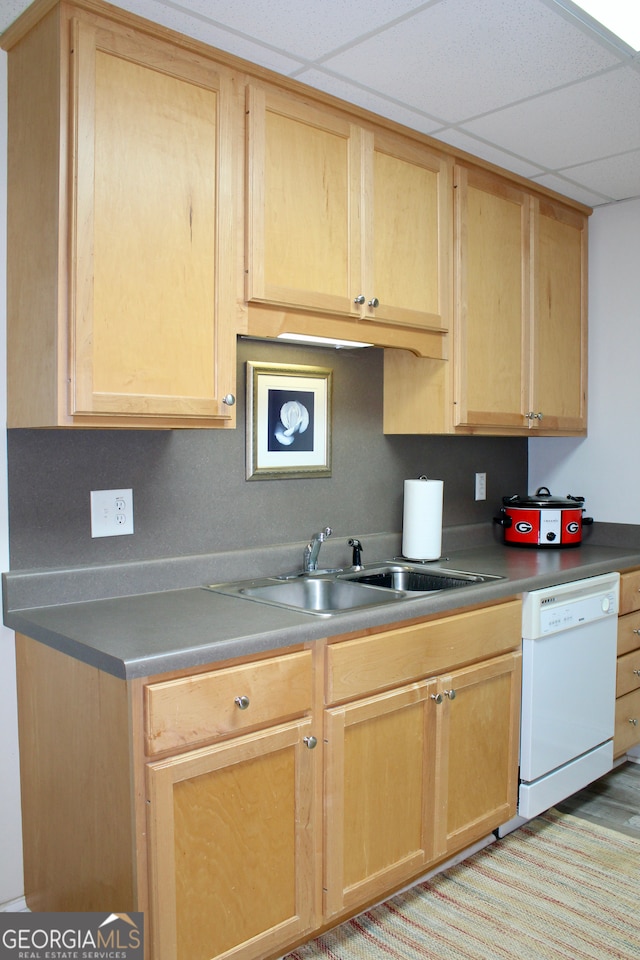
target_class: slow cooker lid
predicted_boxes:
[502,486,585,508]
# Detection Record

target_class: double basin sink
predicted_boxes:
[206,561,502,617]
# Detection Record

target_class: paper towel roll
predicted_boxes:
[402,477,443,561]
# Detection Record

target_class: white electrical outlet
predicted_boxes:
[90,488,134,538]
[475,472,487,501]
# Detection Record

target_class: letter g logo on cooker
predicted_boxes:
[515,521,533,534]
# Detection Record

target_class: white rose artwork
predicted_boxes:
[274,400,310,446]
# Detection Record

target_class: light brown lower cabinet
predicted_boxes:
[15,597,522,960]
[146,719,320,960]
[615,568,640,757]
[324,651,521,918]
[324,680,437,917]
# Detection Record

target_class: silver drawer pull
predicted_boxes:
[234,695,250,710]
[444,689,457,700]
[630,718,638,726]
[431,693,443,704]
[633,669,640,677]
[303,735,318,749]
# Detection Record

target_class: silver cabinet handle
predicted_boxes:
[431,693,443,704]
[234,695,250,710]
[368,297,379,308]
[630,718,638,726]
[222,394,236,406]
[444,689,456,700]
[303,735,318,749]
[633,629,640,635]
[354,295,365,304]
[633,669,640,676]
[527,412,544,420]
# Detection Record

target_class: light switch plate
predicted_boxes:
[90,488,134,537]
[475,472,487,501]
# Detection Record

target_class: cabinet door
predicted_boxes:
[147,718,320,960]
[454,164,530,429]
[246,85,361,317]
[530,198,587,432]
[616,649,640,699]
[620,569,640,616]
[324,680,436,918]
[432,653,521,859]
[614,688,640,757]
[70,19,238,421]
[618,610,640,657]
[365,131,451,331]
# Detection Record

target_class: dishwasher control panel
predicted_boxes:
[522,572,620,639]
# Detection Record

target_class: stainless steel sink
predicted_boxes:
[206,575,406,617]
[205,561,502,617]
[339,562,500,592]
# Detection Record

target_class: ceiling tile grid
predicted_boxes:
[1,0,638,205]
[311,0,625,122]
[463,66,640,168]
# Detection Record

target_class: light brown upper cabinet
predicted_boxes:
[5,7,242,427]
[366,129,451,332]
[453,165,531,430]
[454,164,587,434]
[384,164,588,435]
[245,85,451,356]
[529,197,587,433]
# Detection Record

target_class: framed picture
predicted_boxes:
[246,362,333,480]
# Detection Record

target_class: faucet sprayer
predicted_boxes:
[348,538,363,569]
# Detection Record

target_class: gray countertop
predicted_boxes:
[5,536,640,680]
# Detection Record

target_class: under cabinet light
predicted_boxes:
[276,333,373,349]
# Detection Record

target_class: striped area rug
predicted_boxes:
[287,809,640,960]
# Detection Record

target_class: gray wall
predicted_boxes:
[7,338,528,570]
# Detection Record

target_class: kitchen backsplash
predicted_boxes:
[7,339,527,570]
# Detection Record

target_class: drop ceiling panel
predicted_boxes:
[140,0,426,60]
[99,0,308,74]
[560,150,640,202]
[319,0,624,122]
[464,66,640,169]
[433,128,546,178]
[528,173,611,207]
[294,68,446,136]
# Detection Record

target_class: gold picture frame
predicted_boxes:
[246,362,333,480]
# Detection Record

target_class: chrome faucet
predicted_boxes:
[303,527,332,572]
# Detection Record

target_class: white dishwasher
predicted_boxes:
[499,571,619,837]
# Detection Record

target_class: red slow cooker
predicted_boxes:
[494,486,593,547]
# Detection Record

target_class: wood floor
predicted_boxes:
[556,760,640,839]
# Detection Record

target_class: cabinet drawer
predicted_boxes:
[617,610,640,657]
[145,650,313,754]
[614,687,640,757]
[619,569,640,615]
[616,649,640,698]
[326,599,521,703]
